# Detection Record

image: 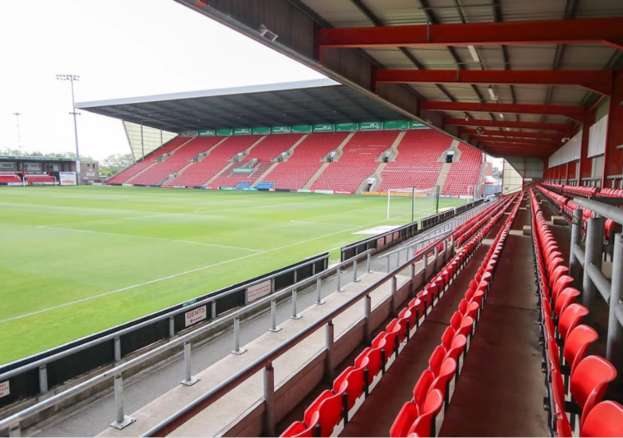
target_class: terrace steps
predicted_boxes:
[239,136,267,160]
[387,130,407,161]
[282,134,309,161]
[251,163,280,188]
[205,163,234,186]
[435,163,452,189]
[302,162,331,190]
[330,131,356,162]
[125,162,158,184]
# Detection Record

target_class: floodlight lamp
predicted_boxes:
[259,24,278,42]
[488,86,498,101]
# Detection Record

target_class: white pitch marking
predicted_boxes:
[36,226,263,253]
[2,204,443,323]
[290,220,355,227]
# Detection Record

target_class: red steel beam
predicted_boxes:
[318,18,623,49]
[420,101,584,122]
[459,128,563,141]
[471,136,557,148]
[446,118,571,134]
[375,69,612,95]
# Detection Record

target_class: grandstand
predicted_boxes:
[4,1,623,437]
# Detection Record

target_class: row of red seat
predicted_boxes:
[530,189,622,437]
[389,192,522,437]
[543,182,623,199]
[280,197,516,438]
[452,197,514,247]
[536,186,617,241]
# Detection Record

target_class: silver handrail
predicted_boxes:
[0,250,373,433]
[141,246,435,436]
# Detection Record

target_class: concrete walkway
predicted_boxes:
[439,200,549,436]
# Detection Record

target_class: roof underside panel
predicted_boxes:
[78,84,415,132]
[299,0,371,27]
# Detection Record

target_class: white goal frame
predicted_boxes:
[386,187,437,221]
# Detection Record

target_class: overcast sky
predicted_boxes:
[0,0,501,167]
[0,0,324,160]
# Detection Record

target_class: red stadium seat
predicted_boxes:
[389,402,419,438]
[555,288,580,317]
[333,366,365,412]
[558,304,589,340]
[570,356,618,425]
[407,390,444,437]
[412,370,435,412]
[581,401,623,437]
[563,325,598,376]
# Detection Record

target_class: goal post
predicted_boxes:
[386,186,439,221]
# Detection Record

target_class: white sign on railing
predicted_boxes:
[184,306,207,327]
[247,280,272,303]
[0,381,9,398]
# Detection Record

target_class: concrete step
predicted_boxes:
[205,162,234,186]
[388,130,407,161]
[251,162,280,188]
[303,162,331,190]
[332,131,356,162]
[435,162,452,189]
[281,135,308,162]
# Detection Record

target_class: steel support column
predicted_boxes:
[603,71,623,186]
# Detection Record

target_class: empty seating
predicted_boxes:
[0,173,22,184]
[169,135,263,187]
[210,134,302,188]
[387,192,522,437]
[109,137,190,184]
[262,132,348,190]
[311,131,399,193]
[25,175,56,184]
[530,188,619,436]
[281,194,520,438]
[378,130,451,191]
[441,144,482,196]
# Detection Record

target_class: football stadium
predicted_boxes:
[2,1,623,437]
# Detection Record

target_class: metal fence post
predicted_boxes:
[367,251,372,273]
[315,277,325,305]
[38,365,48,395]
[423,254,428,281]
[583,216,604,310]
[232,317,247,355]
[181,341,199,386]
[607,233,623,394]
[569,208,583,288]
[211,300,217,319]
[168,316,175,339]
[110,376,135,430]
[353,259,360,282]
[325,321,334,382]
[263,363,275,437]
[269,299,282,332]
[291,289,301,319]
[364,295,372,344]
[8,424,20,437]
[434,246,439,270]
[337,269,343,292]
[391,276,398,317]
[114,336,122,363]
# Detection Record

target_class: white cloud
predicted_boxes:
[0,0,324,160]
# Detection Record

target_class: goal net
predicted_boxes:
[386,186,439,221]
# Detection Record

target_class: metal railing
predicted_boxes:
[141,244,445,437]
[0,250,373,436]
[378,202,489,272]
[0,252,329,408]
[567,197,623,391]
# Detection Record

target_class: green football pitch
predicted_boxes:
[0,186,465,364]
